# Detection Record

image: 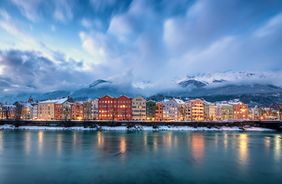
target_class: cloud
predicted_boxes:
[0,49,92,94]
[1,0,282,94]
[10,0,42,22]
[53,0,74,22]
[9,0,75,23]
[81,18,92,28]
[79,31,109,63]
[254,13,282,37]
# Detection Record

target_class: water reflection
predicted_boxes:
[264,137,271,153]
[37,131,44,156]
[0,131,3,154]
[24,132,32,156]
[143,132,147,145]
[214,133,219,148]
[191,134,204,164]
[238,134,248,166]
[274,135,281,162]
[97,132,104,148]
[163,132,172,150]
[224,133,228,150]
[153,135,158,152]
[119,137,126,154]
[57,134,63,157]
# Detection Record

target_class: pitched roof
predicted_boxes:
[39,97,68,104]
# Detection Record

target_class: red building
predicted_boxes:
[155,102,164,121]
[115,96,132,121]
[98,95,115,120]
[233,102,248,120]
[98,95,132,121]
[71,102,84,120]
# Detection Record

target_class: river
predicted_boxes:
[0,130,281,183]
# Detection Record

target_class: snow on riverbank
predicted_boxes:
[0,124,275,132]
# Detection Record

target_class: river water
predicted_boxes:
[0,130,281,183]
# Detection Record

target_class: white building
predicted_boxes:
[163,99,185,121]
[38,97,68,120]
[132,96,146,121]
[32,104,38,120]
[204,102,217,121]
[91,99,99,120]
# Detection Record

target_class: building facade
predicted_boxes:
[38,98,69,120]
[155,102,163,121]
[146,100,156,121]
[189,99,204,121]
[115,96,132,121]
[204,102,217,121]
[71,102,84,120]
[98,95,115,120]
[163,99,185,121]
[92,99,99,120]
[132,96,146,121]
[233,102,248,120]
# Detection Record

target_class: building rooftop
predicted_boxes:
[39,97,68,104]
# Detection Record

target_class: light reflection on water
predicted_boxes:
[0,130,281,183]
[119,136,126,154]
[97,131,104,148]
[24,131,32,156]
[274,135,281,162]
[191,134,204,164]
[56,134,63,157]
[238,134,248,166]
[37,131,44,156]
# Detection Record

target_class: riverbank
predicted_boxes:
[1,120,281,131]
[0,124,275,131]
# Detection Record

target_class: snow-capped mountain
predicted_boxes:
[0,72,282,105]
[177,71,282,87]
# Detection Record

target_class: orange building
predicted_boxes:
[54,104,63,120]
[155,102,164,121]
[233,102,248,120]
[71,102,84,120]
[190,99,204,121]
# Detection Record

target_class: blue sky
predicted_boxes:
[0,0,282,94]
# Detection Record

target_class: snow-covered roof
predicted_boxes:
[2,105,16,108]
[22,103,33,107]
[39,97,68,104]
[173,98,185,104]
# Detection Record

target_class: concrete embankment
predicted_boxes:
[0,120,281,131]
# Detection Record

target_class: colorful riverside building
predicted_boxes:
[91,99,99,120]
[216,103,234,121]
[82,101,92,120]
[204,102,217,121]
[146,100,156,121]
[115,96,132,121]
[163,99,185,121]
[71,102,84,120]
[0,105,16,120]
[98,95,115,120]
[232,102,248,120]
[155,102,164,121]
[21,103,33,120]
[132,96,146,121]
[98,95,132,121]
[38,97,70,120]
[189,99,205,121]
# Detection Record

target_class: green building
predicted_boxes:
[146,100,156,121]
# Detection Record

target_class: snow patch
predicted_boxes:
[0,125,275,132]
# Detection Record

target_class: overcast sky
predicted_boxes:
[0,0,282,94]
